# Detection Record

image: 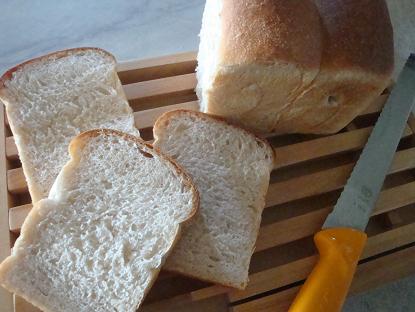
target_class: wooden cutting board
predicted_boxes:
[1,51,415,312]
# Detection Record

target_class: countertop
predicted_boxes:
[0,0,414,311]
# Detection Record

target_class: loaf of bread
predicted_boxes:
[197,0,394,134]
[0,48,139,203]
[153,110,274,289]
[0,129,198,312]
[386,0,415,80]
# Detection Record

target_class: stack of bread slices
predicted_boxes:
[0,48,274,311]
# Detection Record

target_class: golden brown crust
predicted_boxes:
[219,0,322,69]
[315,0,394,76]
[153,109,276,166]
[0,47,115,90]
[163,265,246,290]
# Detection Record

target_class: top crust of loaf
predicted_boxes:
[218,0,322,69]
[0,47,115,89]
[217,0,393,76]
[315,0,393,76]
[154,109,275,165]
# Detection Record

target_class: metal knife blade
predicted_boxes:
[323,54,415,231]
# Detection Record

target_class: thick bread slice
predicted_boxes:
[0,47,139,203]
[0,129,198,312]
[153,110,274,289]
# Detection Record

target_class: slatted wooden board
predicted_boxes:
[1,51,415,312]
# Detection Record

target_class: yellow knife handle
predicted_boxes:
[288,228,367,312]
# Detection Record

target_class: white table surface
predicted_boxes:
[0,0,414,311]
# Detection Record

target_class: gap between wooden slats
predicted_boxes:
[231,244,415,312]
[265,146,415,208]
[116,51,197,84]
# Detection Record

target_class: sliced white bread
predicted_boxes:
[0,129,199,312]
[153,110,274,289]
[0,48,139,203]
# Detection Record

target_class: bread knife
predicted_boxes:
[288,54,415,312]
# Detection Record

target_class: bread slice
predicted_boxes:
[0,47,139,203]
[0,129,199,312]
[153,110,274,289]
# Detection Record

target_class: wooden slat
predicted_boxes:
[7,167,27,194]
[275,127,373,168]
[134,101,198,129]
[5,136,17,160]
[117,51,196,84]
[0,104,13,311]
[256,208,328,252]
[195,223,415,304]
[123,73,196,103]
[14,295,41,312]
[266,147,415,208]
[9,204,32,233]
[256,180,415,252]
[275,125,412,168]
[232,245,415,312]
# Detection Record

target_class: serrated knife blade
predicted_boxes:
[289,54,415,312]
[323,54,415,230]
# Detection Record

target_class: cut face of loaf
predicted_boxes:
[197,0,393,135]
[0,48,139,202]
[0,129,198,312]
[153,110,274,289]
